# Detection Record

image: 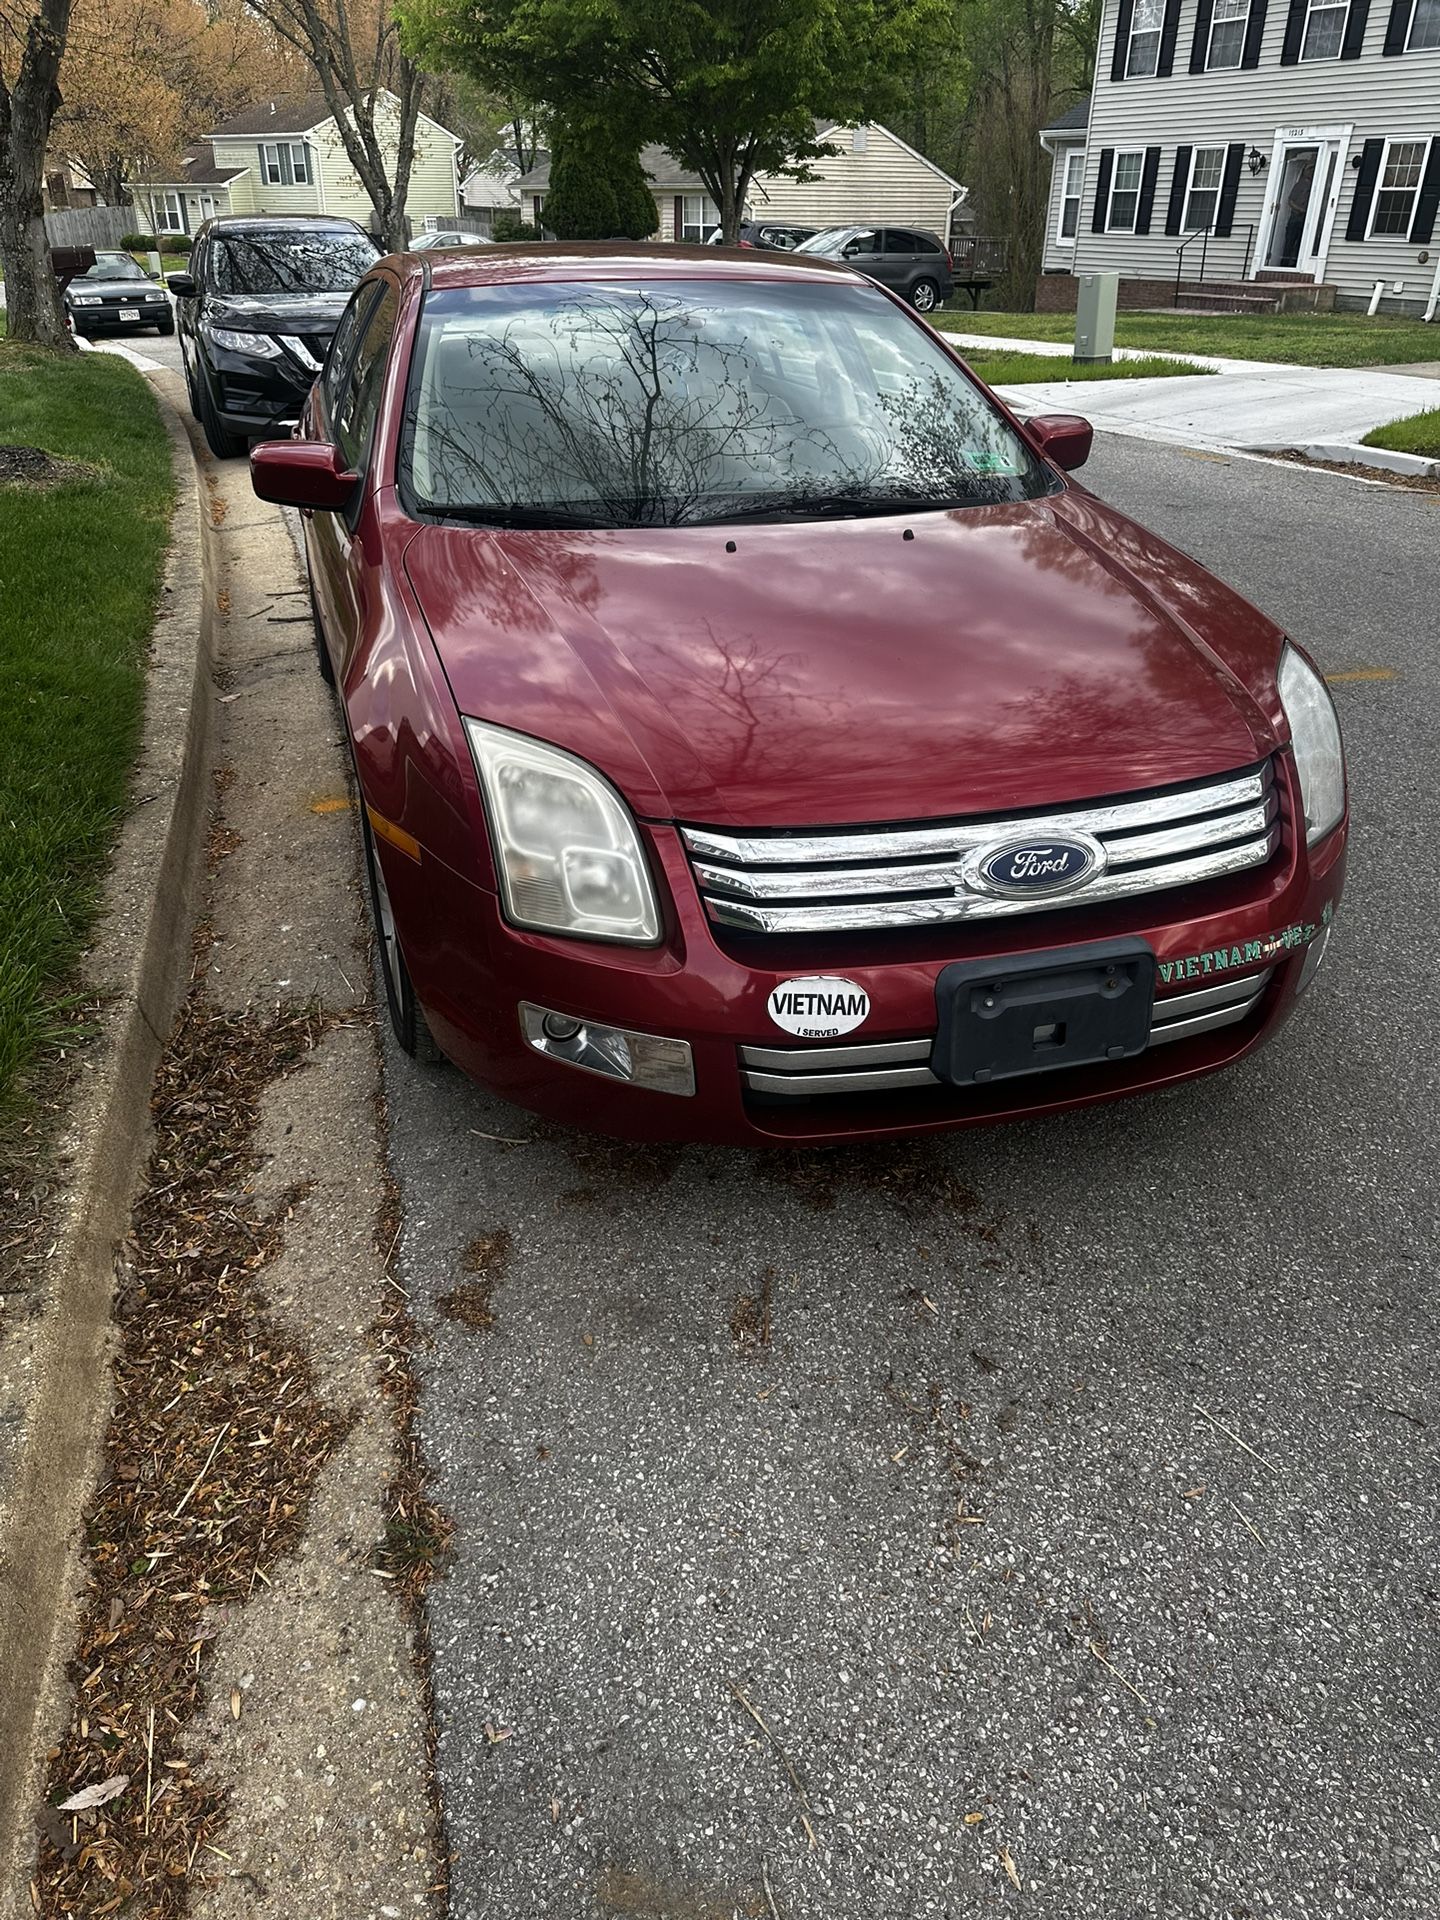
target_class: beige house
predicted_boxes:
[517,124,967,244]
[137,93,462,239]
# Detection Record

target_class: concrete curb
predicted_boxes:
[0,374,215,1916]
[1245,439,1440,478]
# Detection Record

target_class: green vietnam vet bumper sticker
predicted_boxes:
[1157,900,1335,986]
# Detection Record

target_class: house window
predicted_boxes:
[154,190,185,234]
[1370,138,1431,234]
[1184,146,1226,229]
[260,141,312,187]
[681,193,721,242]
[1408,0,1440,47]
[850,126,869,152]
[1107,150,1145,229]
[1207,0,1251,65]
[1057,149,1086,242]
[1126,0,1165,74]
[1300,0,1349,57]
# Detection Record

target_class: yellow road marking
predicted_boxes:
[308,794,354,815]
[366,804,422,862]
[1326,667,1398,683]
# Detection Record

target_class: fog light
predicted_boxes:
[519,1002,695,1096]
[1295,922,1332,995]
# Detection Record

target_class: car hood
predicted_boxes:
[202,289,351,333]
[401,491,1286,829]
[68,278,163,298]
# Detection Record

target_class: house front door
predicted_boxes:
[1260,130,1348,280]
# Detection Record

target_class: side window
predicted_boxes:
[915,234,944,255]
[321,284,380,422]
[332,283,399,470]
[842,229,880,257]
[884,230,921,253]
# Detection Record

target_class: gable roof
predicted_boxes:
[1042,96,1092,135]
[517,126,963,197]
[140,144,251,189]
[211,96,330,138]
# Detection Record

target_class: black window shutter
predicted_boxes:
[1135,147,1163,233]
[1166,146,1194,233]
[1158,0,1184,71]
[1280,0,1307,60]
[1190,0,1215,67]
[1093,149,1116,230]
[1241,0,1270,64]
[1410,140,1440,243]
[1214,144,1244,236]
[1111,0,1137,79]
[1341,0,1371,56]
[1382,0,1410,50]
[1346,139,1384,238]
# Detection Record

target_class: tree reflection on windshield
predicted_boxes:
[210,233,379,296]
[403,280,1052,529]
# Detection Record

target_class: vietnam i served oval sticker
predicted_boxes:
[767,975,870,1039]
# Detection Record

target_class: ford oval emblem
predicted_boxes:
[961,830,1106,901]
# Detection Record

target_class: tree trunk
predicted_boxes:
[0,0,77,349]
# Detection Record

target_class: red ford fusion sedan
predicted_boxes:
[250,245,1347,1147]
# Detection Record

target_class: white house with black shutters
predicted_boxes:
[1037,0,1440,311]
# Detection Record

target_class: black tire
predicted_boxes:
[358,798,443,1062]
[183,354,202,422]
[305,553,336,688]
[198,375,247,460]
[156,315,175,335]
[909,277,940,314]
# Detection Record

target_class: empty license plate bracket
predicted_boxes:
[932,938,1156,1087]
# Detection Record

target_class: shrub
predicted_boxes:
[492,213,541,243]
[545,114,657,243]
[168,235,193,256]
[120,232,159,251]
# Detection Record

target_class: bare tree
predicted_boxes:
[0,0,76,348]
[244,0,421,248]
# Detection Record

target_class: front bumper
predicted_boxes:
[71,304,170,331]
[388,757,1346,1148]
[207,345,315,436]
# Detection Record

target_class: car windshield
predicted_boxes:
[208,230,378,295]
[793,229,856,257]
[401,278,1051,528]
[80,253,147,281]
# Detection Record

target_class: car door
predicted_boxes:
[306,279,394,684]
[175,233,205,390]
[880,229,923,296]
[838,228,883,284]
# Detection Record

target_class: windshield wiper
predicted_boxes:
[432,503,616,530]
[694,492,967,527]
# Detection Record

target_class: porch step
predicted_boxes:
[1172,277,1337,314]
[1175,288,1283,314]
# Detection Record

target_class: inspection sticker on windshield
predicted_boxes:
[960,449,1026,476]
[767,975,870,1039]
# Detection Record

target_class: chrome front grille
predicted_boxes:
[681,763,1278,935]
[739,968,1273,1099]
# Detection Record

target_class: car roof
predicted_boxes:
[200,214,370,234]
[417,240,864,291]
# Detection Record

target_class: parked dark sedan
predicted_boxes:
[65,251,174,336]
[794,225,955,311]
[168,215,379,458]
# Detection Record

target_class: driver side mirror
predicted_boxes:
[1026,413,1093,472]
[250,441,359,512]
[166,271,197,297]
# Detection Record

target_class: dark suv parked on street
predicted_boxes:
[169,215,379,458]
[793,225,954,311]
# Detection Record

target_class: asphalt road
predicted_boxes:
[377,438,1436,1919]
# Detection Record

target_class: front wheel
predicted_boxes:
[156,316,175,335]
[198,376,247,460]
[910,278,939,314]
[359,798,442,1063]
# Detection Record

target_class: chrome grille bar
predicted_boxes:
[738,969,1272,1097]
[682,763,1277,935]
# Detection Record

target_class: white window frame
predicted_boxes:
[1206,0,1251,67]
[153,190,185,234]
[1126,0,1165,75]
[1055,148,1086,244]
[850,126,869,153]
[1367,135,1433,239]
[1184,145,1227,230]
[1107,149,1146,231]
[681,192,721,242]
[1299,0,1350,58]
[260,140,312,187]
[1407,0,1440,48]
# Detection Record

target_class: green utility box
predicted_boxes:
[1074,272,1118,366]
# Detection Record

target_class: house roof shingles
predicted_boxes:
[210,96,331,138]
[517,142,708,194]
[1042,96,1091,135]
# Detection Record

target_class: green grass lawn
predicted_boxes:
[0,340,173,1117]
[960,347,1211,384]
[935,307,1440,368]
[1362,407,1440,457]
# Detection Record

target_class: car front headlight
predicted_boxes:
[1278,644,1345,845]
[71,294,102,306]
[205,325,282,357]
[464,720,662,944]
[146,289,167,301]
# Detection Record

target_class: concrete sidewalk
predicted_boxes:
[943,327,1440,455]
